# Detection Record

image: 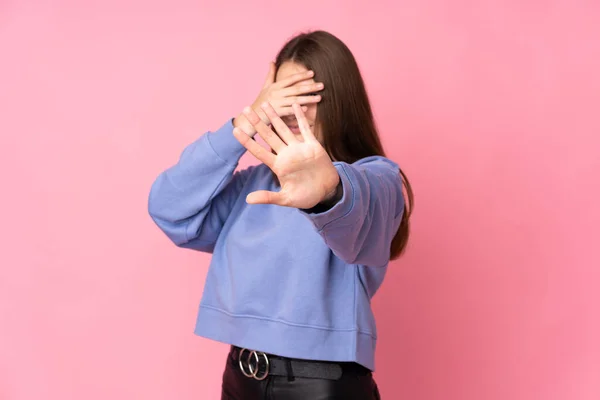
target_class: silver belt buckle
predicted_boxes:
[238,348,270,380]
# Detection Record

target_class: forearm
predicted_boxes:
[299,159,404,266]
[148,119,248,248]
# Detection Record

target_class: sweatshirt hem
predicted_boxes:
[194,304,377,371]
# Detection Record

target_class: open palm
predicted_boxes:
[233,103,340,209]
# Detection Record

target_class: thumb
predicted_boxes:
[246,190,286,206]
[262,62,276,89]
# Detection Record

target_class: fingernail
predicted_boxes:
[307,70,314,76]
[243,106,252,115]
[317,83,324,89]
[261,102,269,109]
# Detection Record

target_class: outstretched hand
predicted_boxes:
[233,103,340,209]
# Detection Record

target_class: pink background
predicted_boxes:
[1,1,599,399]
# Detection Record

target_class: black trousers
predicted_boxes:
[221,347,381,400]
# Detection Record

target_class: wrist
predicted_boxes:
[233,114,256,137]
[322,179,343,206]
[251,104,271,126]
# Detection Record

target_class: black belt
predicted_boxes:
[229,346,370,381]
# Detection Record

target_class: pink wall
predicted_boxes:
[1,1,598,399]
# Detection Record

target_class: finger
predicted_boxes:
[293,103,318,142]
[243,106,286,153]
[280,82,324,98]
[280,94,322,107]
[262,62,276,89]
[278,106,308,116]
[274,69,315,88]
[247,190,287,206]
[261,102,297,145]
[233,127,276,167]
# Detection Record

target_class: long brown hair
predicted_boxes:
[275,30,414,259]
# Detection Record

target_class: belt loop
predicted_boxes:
[285,358,295,382]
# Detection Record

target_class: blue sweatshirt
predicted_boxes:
[148,119,405,371]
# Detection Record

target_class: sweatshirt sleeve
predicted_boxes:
[147,119,251,253]
[299,156,405,267]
